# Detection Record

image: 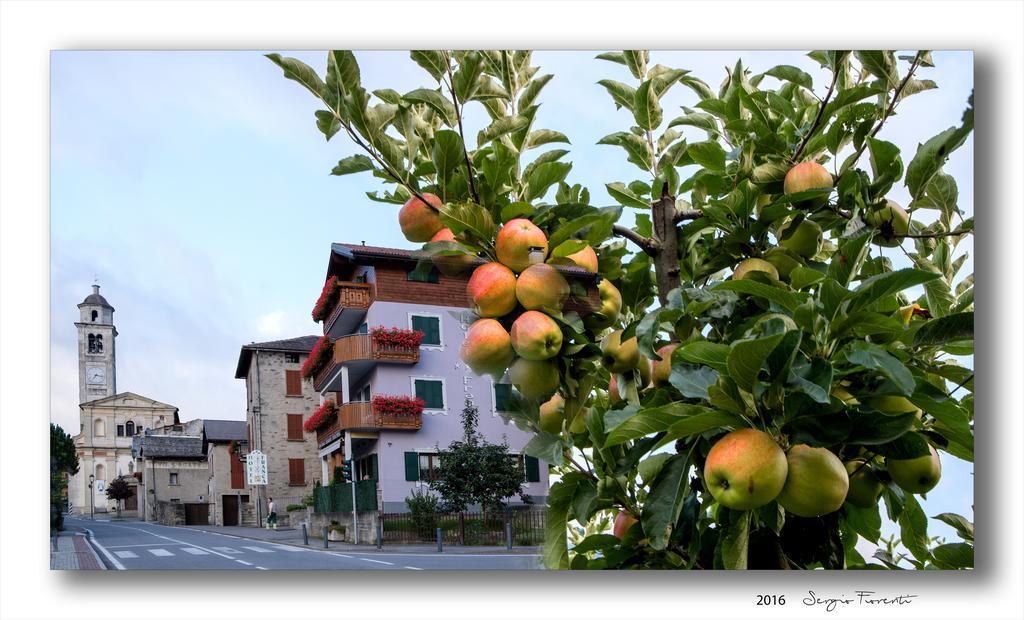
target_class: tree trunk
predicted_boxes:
[651,186,681,305]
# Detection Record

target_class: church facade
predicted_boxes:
[68,285,180,516]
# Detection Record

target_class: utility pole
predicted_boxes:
[344,431,357,543]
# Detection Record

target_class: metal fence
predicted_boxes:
[380,508,546,546]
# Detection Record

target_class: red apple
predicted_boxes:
[398,193,444,242]
[466,262,517,318]
[510,311,563,360]
[460,318,514,378]
[703,428,788,511]
[496,218,548,273]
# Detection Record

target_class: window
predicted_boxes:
[169,472,179,486]
[358,322,368,335]
[88,334,97,353]
[286,414,304,441]
[362,385,371,402]
[128,461,134,474]
[494,383,513,413]
[93,334,103,353]
[93,418,105,437]
[116,424,125,437]
[355,455,377,481]
[91,310,98,322]
[288,459,305,486]
[418,453,441,481]
[285,370,302,396]
[125,421,135,436]
[285,353,300,364]
[413,378,445,410]
[410,314,442,347]
[95,463,105,480]
[406,265,439,283]
[354,273,368,284]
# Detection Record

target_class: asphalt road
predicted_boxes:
[65,517,542,571]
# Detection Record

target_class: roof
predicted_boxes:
[203,419,247,443]
[78,285,114,309]
[329,242,598,279]
[133,435,204,459]
[79,391,179,412]
[235,335,319,378]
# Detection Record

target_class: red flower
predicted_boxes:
[304,400,338,432]
[369,327,425,350]
[301,336,334,379]
[311,276,340,323]
[372,394,426,417]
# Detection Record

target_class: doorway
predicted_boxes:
[222,495,239,526]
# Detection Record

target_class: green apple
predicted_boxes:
[733,258,779,281]
[864,200,910,247]
[776,445,849,517]
[779,218,823,258]
[600,330,640,373]
[784,161,833,209]
[886,444,941,494]
[508,357,559,399]
[538,393,565,434]
[510,311,563,360]
[585,278,622,329]
[762,247,802,281]
[703,428,788,511]
[844,460,884,508]
[866,395,921,418]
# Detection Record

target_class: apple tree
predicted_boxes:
[270,49,974,569]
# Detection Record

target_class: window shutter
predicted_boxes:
[524,455,540,482]
[289,459,305,486]
[494,383,512,412]
[285,370,302,395]
[287,414,303,440]
[404,452,419,481]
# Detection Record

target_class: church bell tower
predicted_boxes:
[76,284,117,403]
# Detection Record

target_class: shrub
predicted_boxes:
[285,503,304,512]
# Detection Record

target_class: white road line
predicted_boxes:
[242,546,273,553]
[113,551,138,559]
[106,543,183,549]
[235,560,252,566]
[329,553,353,558]
[267,544,306,552]
[147,548,174,557]
[86,523,238,560]
[212,547,242,554]
[182,548,208,555]
[359,558,394,566]
[255,566,268,570]
[81,527,125,570]
[404,566,424,570]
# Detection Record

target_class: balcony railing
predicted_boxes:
[323,282,373,336]
[313,333,420,392]
[316,401,422,445]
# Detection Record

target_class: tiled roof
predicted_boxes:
[133,435,204,459]
[203,420,247,443]
[235,335,319,378]
[330,242,597,278]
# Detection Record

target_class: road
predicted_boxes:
[65,516,542,570]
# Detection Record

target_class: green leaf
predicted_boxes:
[524,129,570,150]
[606,182,650,209]
[751,160,789,184]
[638,453,673,486]
[828,230,873,287]
[622,50,647,80]
[913,312,973,347]
[763,64,813,89]
[598,79,636,111]
[314,110,341,140]
[266,53,326,99]
[686,140,726,172]
[905,125,973,200]
[846,268,941,314]
[330,154,375,176]
[661,410,745,446]
[844,341,915,395]
[438,201,497,244]
[844,503,882,544]
[431,129,465,197]
[668,111,720,137]
[712,280,801,312]
[931,542,973,569]
[606,403,715,447]
[327,50,361,96]
[522,432,564,464]
[855,51,899,88]
[727,333,786,392]
[633,80,663,130]
[668,364,719,399]
[878,432,932,459]
[518,73,553,110]
[477,115,529,146]
[641,454,689,550]
[544,476,577,569]
[789,267,825,291]
[403,88,456,126]
[866,137,903,188]
[898,493,930,563]
[932,513,974,542]
[525,161,572,201]
[598,131,653,171]
[676,341,731,373]
[721,511,751,569]
[409,50,447,80]
[846,412,917,445]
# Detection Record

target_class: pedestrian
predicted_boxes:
[267,498,277,530]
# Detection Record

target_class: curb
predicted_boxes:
[79,533,109,570]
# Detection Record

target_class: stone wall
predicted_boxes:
[154,500,185,526]
[307,508,379,544]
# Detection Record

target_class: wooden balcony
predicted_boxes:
[316,401,422,446]
[324,282,373,337]
[313,334,420,393]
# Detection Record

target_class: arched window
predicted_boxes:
[93,418,105,437]
[128,461,134,474]
[88,334,96,353]
[125,421,135,436]
[95,335,103,353]
[91,310,98,322]
[95,463,105,481]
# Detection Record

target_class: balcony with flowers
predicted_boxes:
[314,395,424,446]
[312,275,373,338]
[312,327,424,394]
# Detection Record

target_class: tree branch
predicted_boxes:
[844,51,924,171]
[651,184,682,305]
[612,224,656,254]
[443,52,481,205]
[791,63,840,163]
[673,208,705,223]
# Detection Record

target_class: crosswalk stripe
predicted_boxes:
[147,548,174,557]
[268,544,305,552]
[242,546,274,553]
[114,551,138,559]
[182,548,208,555]
[212,547,241,554]
[360,558,394,565]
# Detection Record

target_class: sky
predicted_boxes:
[50,50,974,553]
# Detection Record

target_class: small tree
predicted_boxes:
[428,399,526,512]
[105,476,134,518]
[50,423,79,529]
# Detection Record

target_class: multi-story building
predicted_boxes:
[202,420,250,526]
[234,336,321,525]
[308,243,600,512]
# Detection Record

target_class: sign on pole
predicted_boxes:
[246,450,268,485]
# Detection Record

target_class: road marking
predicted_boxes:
[81,527,125,570]
[114,551,138,559]
[85,522,238,560]
[268,544,306,552]
[235,560,252,566]
[147,548,174,557]
[212,547,242,554]
[107,543,183,549]
[242,546,274,553]
[182,548,208,555]
[359,558,394,566]
[404,566,424,570]
[329,553,353,558]
[255,566,268,570]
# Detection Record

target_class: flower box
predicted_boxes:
[371,394,426,418]
[304,401,338,433]
[301,336,334,380]
[311,276,340,323]
[369,327,425,350]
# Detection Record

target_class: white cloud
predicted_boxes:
[255,310,286,337]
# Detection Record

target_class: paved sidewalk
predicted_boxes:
[50,528,106,570]
[184,524,542,555]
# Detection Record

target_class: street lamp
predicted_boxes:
[88,474,95,520]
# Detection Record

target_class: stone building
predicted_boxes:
[203,420,252,526]
[234,336,321,526]
[67,284,181,517]
[132,420,207,524]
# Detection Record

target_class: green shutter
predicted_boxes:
[415,379,444,409]
[412,316,441,346]
[431,381,444,409]
[494,383,512,412]
[404,452,419,481]
[524,455,541,482]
